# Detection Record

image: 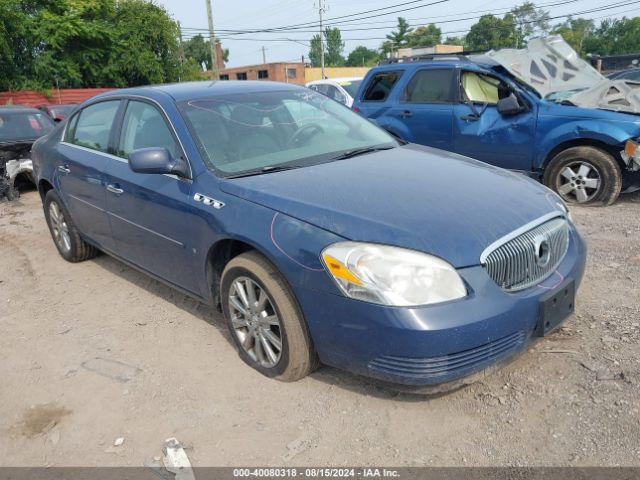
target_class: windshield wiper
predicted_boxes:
[226,164,302,179]
[329,145,395,161]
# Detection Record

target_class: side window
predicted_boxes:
[325,85,346,104]
[118,101,179,159]
[69,101,120,153]
[362,72,402,102]
[403,69,454,103]
[461,72,510,105]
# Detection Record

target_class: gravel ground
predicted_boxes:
[1,189,639,467]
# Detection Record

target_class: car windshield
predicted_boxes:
[545,88,587,103]
[180,89,396,175]
[0,111,54,142]
[339,80,362,98]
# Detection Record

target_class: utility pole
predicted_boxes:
[317,0,326,79]
[205,0,219,80]
[262,46,267,64]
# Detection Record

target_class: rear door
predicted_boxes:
[452,70,536,171]
[103,99,199,294]
[388,67,456,150]
[57,100,121,250]
[354,70,403,127]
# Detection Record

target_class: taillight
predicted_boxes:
[352,105,360,114]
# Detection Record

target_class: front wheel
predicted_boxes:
[220,251,318,382]
[543,146,622,206]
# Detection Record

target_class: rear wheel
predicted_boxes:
[220,251,317,382]
[44,190,99,262]
[543,146,622,206]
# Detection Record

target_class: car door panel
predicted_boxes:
[452,71,536,171]
[56,101,121,250]
[104,99,199,294]
[105,159,198,293]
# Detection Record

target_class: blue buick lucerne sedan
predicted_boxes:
[32,81,586,390]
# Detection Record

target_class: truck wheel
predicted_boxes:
[543,146,622,206]
[44,190,99,262]
[220,251,318,382]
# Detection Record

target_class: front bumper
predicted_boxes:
[295,225,587,387]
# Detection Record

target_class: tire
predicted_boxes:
[220,251,318,382]
[543,146,622,206]
[43,190,99,262]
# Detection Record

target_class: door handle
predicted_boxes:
[399,110,413,118]
[57,165,71,174]
[460,114,480,122]
[106,184,123,195]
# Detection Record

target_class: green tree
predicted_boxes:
[346,46,380,66]
[309,27,345,67]
[325,27,345,66]
[552,17,594,56]
[407,24,441,48]
[444,36,466,48]
[510,1,550,48]
[466,14,517,51]
[384,17,413,53]
[183,35,228,70]
[583,17,640,56]
[309,34,323,67]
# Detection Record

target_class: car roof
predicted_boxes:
[370,56,497,72]
[0,106,44,114]
[96,80,307,103]
[307,77,363,84]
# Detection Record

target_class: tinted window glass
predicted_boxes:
[70,101,120,152]
[118,101,179,158]
[461,72,510,105]
[339,80,362,98]
[403,69,454,103]
[363,72,401,102]
[0,111,53,142]
[181,90,395,175]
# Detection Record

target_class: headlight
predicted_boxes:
[321,242,467,307]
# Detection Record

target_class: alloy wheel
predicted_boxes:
[49,202,71,252]
[228,276,283,368]
[556,161,601,204]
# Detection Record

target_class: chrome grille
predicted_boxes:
[482,215,569,291]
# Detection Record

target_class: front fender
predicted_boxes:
[534,118,638,168]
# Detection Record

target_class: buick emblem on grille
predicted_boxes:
[534,236,551,268]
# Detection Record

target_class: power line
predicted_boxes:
[181,1,639,44]
[183,0,580,33]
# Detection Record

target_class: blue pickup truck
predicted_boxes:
[353,55,640,206]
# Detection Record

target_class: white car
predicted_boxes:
[306,77,363,107]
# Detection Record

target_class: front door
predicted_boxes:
[104,99,198,294]
[57,100,121,250]
[452,70,536,171]
[388,67,456,150]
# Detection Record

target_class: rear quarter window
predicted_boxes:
[362,71,402,102]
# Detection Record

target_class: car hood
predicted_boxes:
[220,145,564,268]
[540,101,640,125]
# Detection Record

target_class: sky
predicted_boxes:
[156,0,640,68]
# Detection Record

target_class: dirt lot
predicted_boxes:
[1,189,639,467]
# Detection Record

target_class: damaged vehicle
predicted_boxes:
[353,36,640,205]
[1,106,54,200]
[32,82,586,391]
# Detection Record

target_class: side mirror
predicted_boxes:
[128,147,190,179]
[497,93,525,116]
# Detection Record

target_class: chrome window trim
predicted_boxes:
[479,211,567,265]
[60,94,193,182]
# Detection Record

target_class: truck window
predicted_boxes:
[363,72,402,102]
[403,69,455,103]
[461,72,509,105]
